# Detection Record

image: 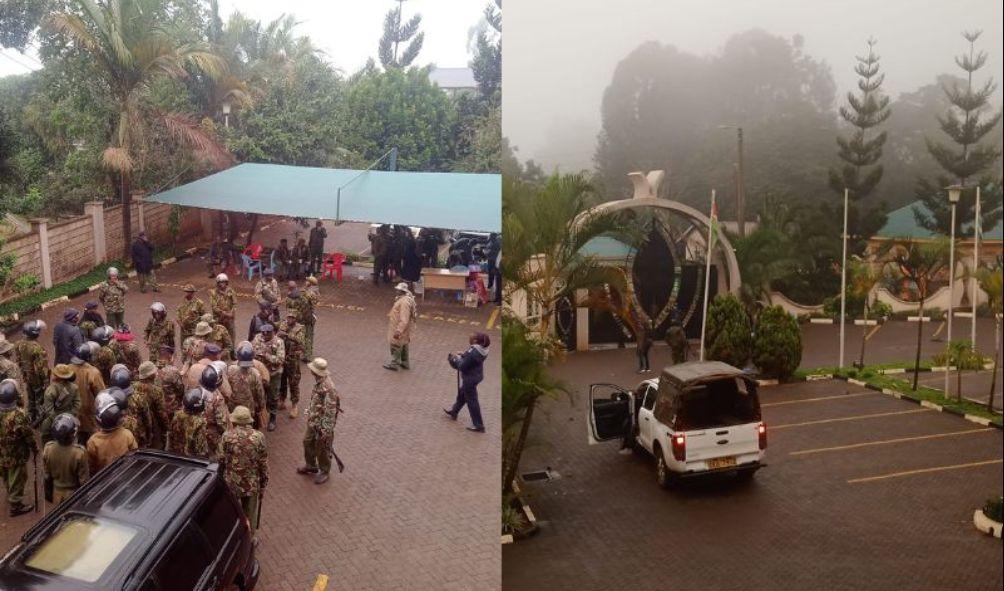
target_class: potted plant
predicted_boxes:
[974,496,1003,539]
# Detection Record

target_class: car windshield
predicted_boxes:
[24,515,139,583]
[676,377,760,430]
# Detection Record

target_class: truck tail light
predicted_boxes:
[758,422,767,450]
[670,433,686,461]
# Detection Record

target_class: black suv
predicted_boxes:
[0,450,259,590]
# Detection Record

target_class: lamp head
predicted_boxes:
[946,184,963,204]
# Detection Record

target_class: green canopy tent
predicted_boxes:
[146,162,501,233]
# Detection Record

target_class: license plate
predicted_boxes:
[707,456,737,469]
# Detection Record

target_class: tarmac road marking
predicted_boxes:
[312,574,329,591]
[790,428,993,456]
[865,323,883,340]
[762,391,875,407]
[848,459,1003,484]
[771,408,931,430]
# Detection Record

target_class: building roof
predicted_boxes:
[875,201,1003,241]
[428,67,477,90]
[147,162,501,232]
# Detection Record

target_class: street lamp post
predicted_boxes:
[222,102,231,129]
[839,188,849,369]
[971,186,981,344]
[945,185,962,397]
[718,125,746,238]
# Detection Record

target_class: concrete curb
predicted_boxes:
[973,509,1003,539]
[809,318,834,324]
[830,374,1002,431]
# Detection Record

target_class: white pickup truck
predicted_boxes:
[588,361,766,487]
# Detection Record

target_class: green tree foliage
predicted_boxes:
[916,30,1002,237]
[0,0,51,50]
[974,262,1001,409]
[705,293,752,368]
[471,0,501,104]
[340,67,457,171]
[752,305,801,379]
[378,0,424,69]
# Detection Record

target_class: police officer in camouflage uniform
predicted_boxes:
[177,284,207,343]
[42,413,89,505]
[279,310,306,419]
[14,320,49,424]
[109,366,152,448]
[39,364,80,445]
[0,339,26,409]
[296,358,341,485]
[251,325,284,432]
[70,343,105,445]
[199,363,231,460]
[254,269,281,323]
[144,302,176,359]
[209,274,237,349]
[302,276,320,361]
[136,362,170,450]
[156,344,185,420]
[202,313,233,362]
[91,326,118,385]
[98,267,129,329]
[217,405,268,529]
[0,379,36,516]
[169,389,208,457]
[228,343,266,429]
[110,325,143,373]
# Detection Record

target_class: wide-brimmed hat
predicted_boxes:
[200,313,215,323]
[194,322,213,337]
[182,283,197,292]
[306,276,318,286]
[231,405,253,425]
[308,357,329,377]
[138,361,158,380]
[395,282,410,292]
[52,364,74,380]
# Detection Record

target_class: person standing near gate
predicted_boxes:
[384,283,416,371]
[443,332,489,433]
[131,230,159,293]
[217,405,268,530]
[98,267,128,329]
[297,358,340,485]
[209,274,237,347]
[308,220,327,276]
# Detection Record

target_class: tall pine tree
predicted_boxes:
[915,30,1002,237]
[471,0,501,105]
[378,0,424,69]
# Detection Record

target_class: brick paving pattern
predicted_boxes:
[502,346,1003,591]
[1,222,501,591]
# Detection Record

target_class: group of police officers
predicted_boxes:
[0,265,341,532]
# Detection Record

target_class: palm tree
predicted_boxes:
[882,238,950,390]
[46,0,232,254]
[974,262,1002,410]
[731,227,796,319]
[848,258,882,367]
[501,317,567,496]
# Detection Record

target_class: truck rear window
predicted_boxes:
[24,516,138,583]
[675,378,760,430]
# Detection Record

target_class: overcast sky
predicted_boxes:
[1,0,485,77]
[503,0,1004,168]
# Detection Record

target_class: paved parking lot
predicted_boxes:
[913,369,1002,412]
[502,346,1003,591]
[1,221,501,591]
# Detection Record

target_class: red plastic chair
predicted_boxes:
[243,243,264,261]
[321,252,346,282]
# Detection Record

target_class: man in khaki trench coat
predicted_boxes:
[383,283,417,371]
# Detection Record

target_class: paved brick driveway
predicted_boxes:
[1,225,501,591]
[502,346,1003,591]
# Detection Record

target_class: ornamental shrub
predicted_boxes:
[705,293,752,368]
[752,305,802,379]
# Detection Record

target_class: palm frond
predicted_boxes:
[161,112,234,170]
[102,146,134,172]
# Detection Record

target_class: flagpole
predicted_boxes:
[839,187,848,369]
[971,185,980,345]
[699,189,716,362]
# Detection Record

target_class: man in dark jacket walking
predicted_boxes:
[131,231,159,293]
[443,332,489,433]
[53,309,85,365]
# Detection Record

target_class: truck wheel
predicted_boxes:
[654,446,673,489]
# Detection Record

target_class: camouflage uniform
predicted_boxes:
[226,365,266,424]
[94,345,117,385]
[279,321,306,406]
[255,278,281,312]
[209,286,238,347]
[169,410,208,457]
[78,315,102,341]
[218,424,268,528]
[123,388,154,448]
[144,318,176,359]
[177,297,208,343]
[302,285,320,360]
[39,382,80,444]
[302,376,340,474]
[42,440,89,504]
[13,340,48,422]
[98,280,129,329]
[209,323,234,362]
[251,335,284,415]
[182,337,207,368]
[202,390,231,460]
[0,358,25,408]
[71,362,105,442]
[0,407,37,511]
[156,361,185,419]
[109,340,142,374]
[135,380,169,450]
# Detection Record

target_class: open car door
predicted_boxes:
[588,384,633,445]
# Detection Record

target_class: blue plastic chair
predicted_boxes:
[267,250,277,275]
[242,253,262,280]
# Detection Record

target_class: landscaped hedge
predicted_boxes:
[705,293,752,368]
[753,305,802,380]
[0,261,125,323]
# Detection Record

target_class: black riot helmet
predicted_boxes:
[183,388,206,414]
[235,342,255,368]
[92,325,114,346]
[72,342,92,364]
[94,391,122,431]
[22,319,46,339]
[0,379,18,411]
[109,365,132,393]
[107,386,129,411]
[200,364,222,392]
[51,413,80,445]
